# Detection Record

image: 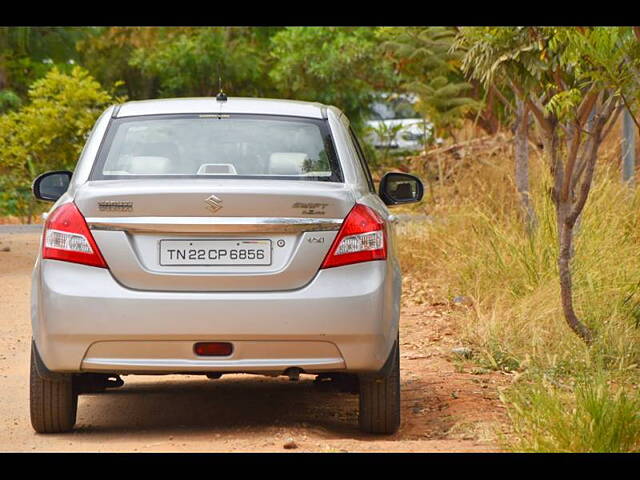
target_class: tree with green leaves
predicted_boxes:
[76,26,161,100]
[457,26,640,344]
[77,27,285,101]
[454,28,539,230]
[128,27,281,98]
[0,27,89,111]
[379,26,509,140]
[269,27,395,128]
[0,67,120,221]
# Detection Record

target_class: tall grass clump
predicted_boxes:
[505,374,640,452]
[396,144,640,451]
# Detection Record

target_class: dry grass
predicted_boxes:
[395,133,640,451]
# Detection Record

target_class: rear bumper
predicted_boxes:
[32,258,400,375]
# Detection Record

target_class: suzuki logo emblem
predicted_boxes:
[205,194,223,213]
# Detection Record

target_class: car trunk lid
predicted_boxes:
[74,179,353,292]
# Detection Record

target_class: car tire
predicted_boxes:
[30,343,77,433]
[358,339,400,435]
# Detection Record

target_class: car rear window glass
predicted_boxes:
[91,114,342,182]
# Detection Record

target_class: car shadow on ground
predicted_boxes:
[69,374,446,440]
[73,375,361,437]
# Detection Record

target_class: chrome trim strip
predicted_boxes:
[86,216,343,233]
[81,357,345,372]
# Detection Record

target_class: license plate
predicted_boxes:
[159,239,272,266]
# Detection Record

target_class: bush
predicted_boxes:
[0,67,120,221]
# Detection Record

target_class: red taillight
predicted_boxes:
[42,202,108,268]
[321,203,387,269]
[194,342,234,356]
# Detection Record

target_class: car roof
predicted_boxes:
[115,97,329,119]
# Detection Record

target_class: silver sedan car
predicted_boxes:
[29,96,423,435]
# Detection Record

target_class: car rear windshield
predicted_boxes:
[91,114,342,182]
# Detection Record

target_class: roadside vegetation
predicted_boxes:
[395,136,640,452]
[1,26,639,451]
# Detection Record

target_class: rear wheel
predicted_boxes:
[358,340,401,435]
[30,343,77,433]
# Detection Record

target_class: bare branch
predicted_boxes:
[597,92,622,132]
[562,122,582,202]
[544,131,564,206]
[576,86,598,127]
[567,100,616,225]
[527,95,553,133]
[601,104,624,141]
[571,93,619,196]
[568,135,599,226]
[572,132,595,189]
[491,84,514,113]
[510,80,553,133]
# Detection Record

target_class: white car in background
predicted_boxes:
[364,94,438,152]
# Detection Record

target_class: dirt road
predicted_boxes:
[0,231,509,452]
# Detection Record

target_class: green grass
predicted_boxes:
[396,146,640,451]
[505,374,640,452]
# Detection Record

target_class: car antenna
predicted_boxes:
[216,64,227,102]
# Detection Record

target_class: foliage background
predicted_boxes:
[0,27,404,219]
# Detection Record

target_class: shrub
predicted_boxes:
[0,66,120,221]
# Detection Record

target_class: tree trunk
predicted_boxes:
[514,98,537,232]
[519,88,621,347]
[557,201,593,344]
[540,119,594,345]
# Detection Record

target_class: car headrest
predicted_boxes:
[268,152,308,175]
[134,141,180,160]
[125,156,172,174]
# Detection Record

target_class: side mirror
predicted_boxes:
[379,172,424,206]
[32,170,73,202]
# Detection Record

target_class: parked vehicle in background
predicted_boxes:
[29,96,424,435]
[365,93,438,152]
